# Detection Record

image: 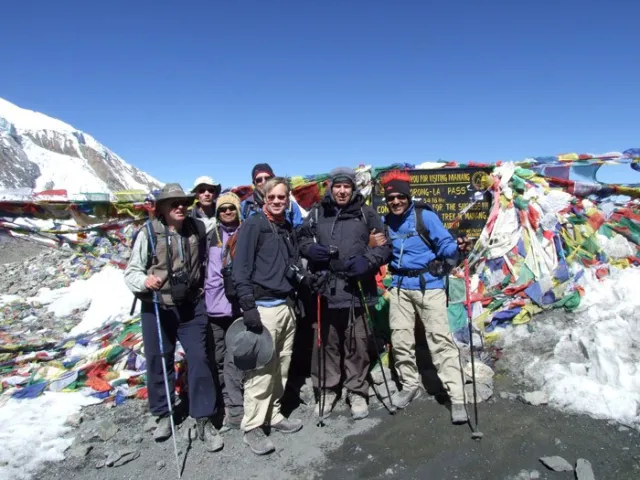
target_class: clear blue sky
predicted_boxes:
[1,0,639,188]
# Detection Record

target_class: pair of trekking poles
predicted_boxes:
[314,281,397,427]
[315,265,483,441]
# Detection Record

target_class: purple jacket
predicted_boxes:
[205,224,240,318]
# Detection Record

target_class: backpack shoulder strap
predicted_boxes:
[413,203,435,252]
[143,220,157,269]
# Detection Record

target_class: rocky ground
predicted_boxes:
[2,235,639,479]
[0,233,46,265]
[36,375,640,480]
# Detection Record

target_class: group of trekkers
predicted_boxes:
[124,163,473,456]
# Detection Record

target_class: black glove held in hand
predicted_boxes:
[243,308,263,333]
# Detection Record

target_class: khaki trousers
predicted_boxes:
[241,304,296,432]
[389,288,465,403]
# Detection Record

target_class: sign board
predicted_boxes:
[372,168,493,238]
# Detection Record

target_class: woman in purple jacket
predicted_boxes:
[205,192,244,429]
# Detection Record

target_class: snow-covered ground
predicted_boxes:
[0,392,101,480]
[499,266,640,428]
[0,266,137,480]
[32,266,136,337]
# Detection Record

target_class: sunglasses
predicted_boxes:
[198,187,217,194]
[170,200,190,209]
[266,194,287,202]
[386,194,408,202]
[218,205,237,213]
[255,175,272,184]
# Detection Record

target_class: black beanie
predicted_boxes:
[251,163,275,182]
[381,171,411,199]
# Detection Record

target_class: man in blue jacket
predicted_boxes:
[381,170,470,424]
[240,163,304,228]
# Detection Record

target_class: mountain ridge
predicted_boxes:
[0,97,162,196]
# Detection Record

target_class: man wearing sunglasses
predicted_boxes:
[232,177,304,455]
[190,176,222,234]
[240,163,304,228]
[124,183,223,451]
[380,170,471,424]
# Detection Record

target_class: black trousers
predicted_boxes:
[141,298,217,419]
[208,316,245,419]
[311,306,370,397]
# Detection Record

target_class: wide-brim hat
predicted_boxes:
[191,176,221,194]
[154,183,195,204]
[226,318,274,371]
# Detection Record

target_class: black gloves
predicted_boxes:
[343,255,371,278]
[243,308,263,333]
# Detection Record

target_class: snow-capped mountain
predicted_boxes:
[0,97,162,195]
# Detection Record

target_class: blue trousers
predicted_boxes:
[141,298,217,419]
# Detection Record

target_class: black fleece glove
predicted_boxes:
[243,308,263,333]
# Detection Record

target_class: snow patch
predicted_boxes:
[500,267,640,427]
[0,392,100,480]
[32,266,135,337]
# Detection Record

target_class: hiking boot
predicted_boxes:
[154,415,172,442]
[315,390,338,419]
[271,417,303,434]
[243,427,276,455]
[196,417,224,452]
[348,392,369,420]
[391,387,422,409]
[451,403,469,425]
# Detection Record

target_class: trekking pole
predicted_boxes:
[464,259,483,440]
[357,281,397,415]
[316,294,325,427]
[144,221,181,476]
[153,292,182,477]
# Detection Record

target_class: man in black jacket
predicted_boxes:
[231,177,303,455]
[299,167,392,420]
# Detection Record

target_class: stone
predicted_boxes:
[68,444,93,459]
[96,420,119,442]
[131,434,143,444]
[539,455,573,472]
[65,413,83,428]
[529,470,540,479]
[8,285,19,295]
[619,426,630,432]
[465,382,493,403]
[112,450,140,467]
[575,459,595,480]
[516,470,530,480]
[157,460,166,470]
[499,392,518,401]
[96,460,105,469]
[105,451,122,467]
[521,391,548,406]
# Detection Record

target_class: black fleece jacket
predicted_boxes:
[298,193,391,309]
[231,211,297,310]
